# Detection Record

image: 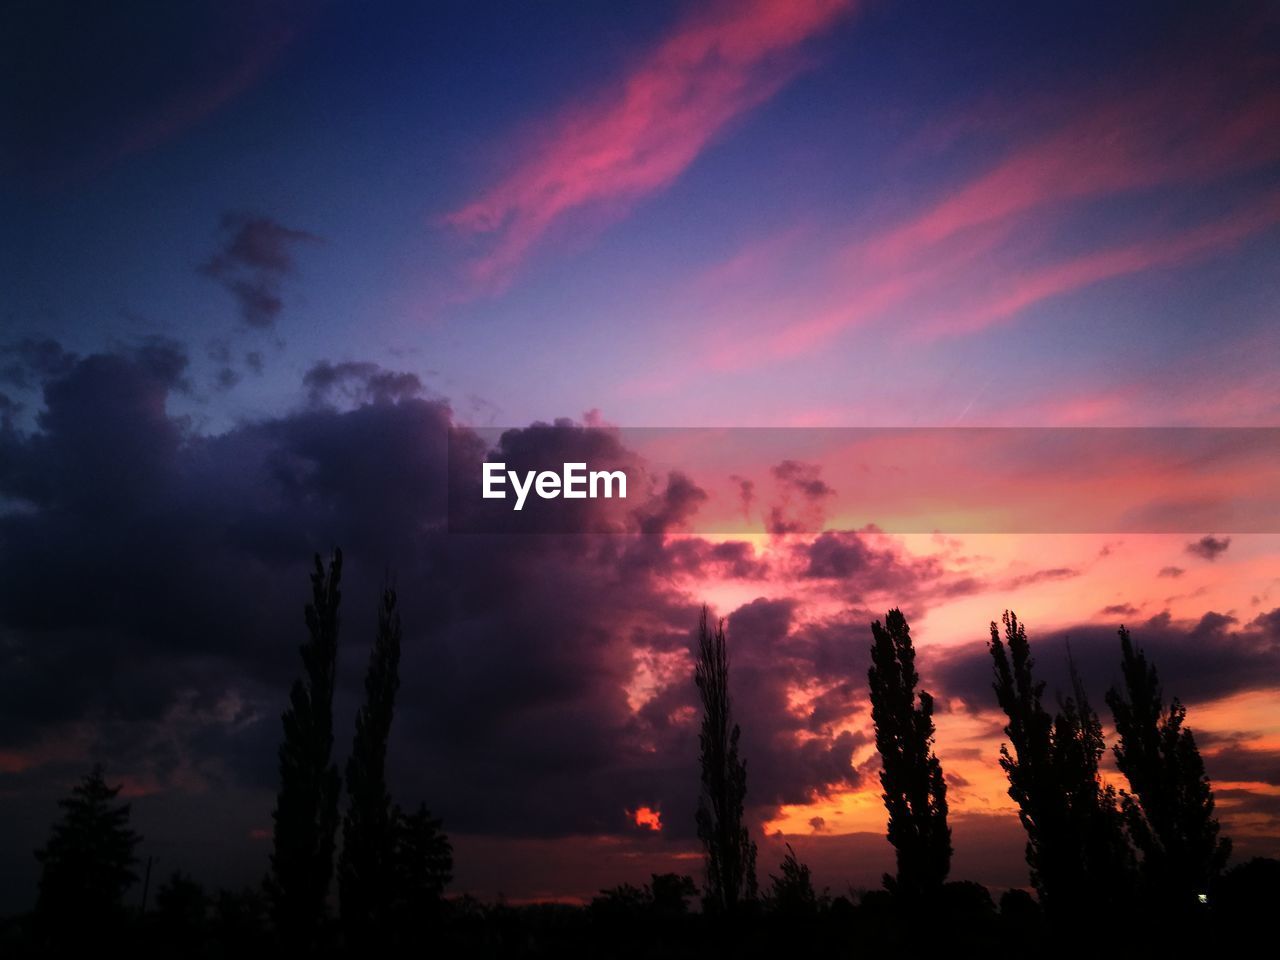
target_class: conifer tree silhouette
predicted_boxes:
[389,802,453,926]
[694,605,757,915]
[34,765,141,941]
[767,844,820,917]
[989,611,1131,917]
[868,608,951,897]
[339,584,402,946]
[1106,625,1230,906]
[268,549,343,947]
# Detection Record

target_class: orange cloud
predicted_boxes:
[632,805,663,831]
[442,0,855,294]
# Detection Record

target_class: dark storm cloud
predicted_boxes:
[1186,535,1232,561]
[303,360,425,407]
[789,532,975,615]
[0,341,453,763]
[1215,789,1280,834]
[722,599,872,809]
[0,1,302,184]
[1204,744,1280,786]
[634,471,708,536]
[931,608,1280,714]
[0,392,20,429]
[799,530,930,588]
[201,214,322,327]
[0,344,898,852]
[0,338,78,389]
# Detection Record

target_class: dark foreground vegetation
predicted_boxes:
[3,857,1279,957]
[3,550,1278,956]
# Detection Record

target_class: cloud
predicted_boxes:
[1,1,301,184]
[1001,566,1080,590]
[4,343,1275,905]
[1101,603,1140,617]
[797,532,934,597]
[303,360,425,407]
[441,0,854,294]
[932,608,1280,713]
[1206,744,1280,787]
[0,342,916,866]
[696,17,1280,371]
[201,214,322,327]
[1,338,78,389]
[1158,566,1185,578]
[1186,535,1232,561]
[767,459,835,533]
[912,190,1280,340]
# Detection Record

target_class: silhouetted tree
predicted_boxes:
[339,584,403,946]
[998,886,1042,929]
[33,765,141,940]
[390,802,453,923]
[1214,857,1280,929]
[767,844,820,917]
[210,886,269,953]
[649,873,697,918]
[589,883,650,921]
[1056,652,1133,904]
[153,870,208,949]
[694,606,758,915]
[868,608,951,897]
[590,874,696,922]
[989,611,1131,917]
[268,549,343,946]
[1106,625,1230,906]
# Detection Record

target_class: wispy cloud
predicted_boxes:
[442,0,855,295]
[691,31,1280,370]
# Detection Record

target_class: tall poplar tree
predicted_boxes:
[868,608,951,897]
[1106,626,1230,905]
[989,611,1132,916]
[268,549,343,946]
[339,584,402,945]
[694,606,757,915]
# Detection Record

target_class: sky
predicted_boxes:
[2,0,1279,909]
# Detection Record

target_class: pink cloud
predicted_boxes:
[442,0,855,294]
[688,37,1280,371]
[869,55,1280,271]
[915,186,1280,340]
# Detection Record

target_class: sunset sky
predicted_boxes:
[2,0,1279,909]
